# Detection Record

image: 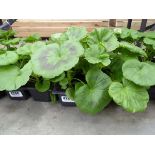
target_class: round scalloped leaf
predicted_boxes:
[109,79,149,112]
[119,41,147,57]
[144,38,155,44]
[75,68,112,114]
[0,29,16,39]
[87,28,119,52]
[85,45,110,66]
[31,40,84,78]
[1,38,21,45]
[0,51,18,66]
[23,34,41,43]
[16,41,46,55]
[66,27,87,41]
[0,62,32,91]
[142,31,155,39]
[122,59,155,86]
[114,28,141,39]
[143,38,155,49]
[51,33,62,40]
[35,79,50,92]
[50,33,68,44]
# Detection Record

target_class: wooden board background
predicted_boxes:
[11,19,155,37]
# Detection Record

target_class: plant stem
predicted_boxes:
[72,78,85,85]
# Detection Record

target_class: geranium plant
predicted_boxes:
[0,27,155,114]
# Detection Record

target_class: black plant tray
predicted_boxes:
[149,86,155,100]
[0,91,6,99]
[52,85,76,106]
[7,87,30,100]
[27,87,51,102]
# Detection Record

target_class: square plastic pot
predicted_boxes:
[52,85,76,106]
[27,87,51,102]
[0,91,6,99]
[7,87,30,100]
[149,86,155,100]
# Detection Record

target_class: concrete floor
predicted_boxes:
[0,97,155,135]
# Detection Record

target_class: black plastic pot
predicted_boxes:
[149,86,155,100]
[0,91,6,99]
[7,87,30,100]
[28,87,51,102]
[53,85,76,106]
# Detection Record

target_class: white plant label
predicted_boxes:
[61,96,75,103]
[9,91,23,97]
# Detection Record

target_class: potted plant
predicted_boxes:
[0,30,47,100]
[47,27,155,114]
[13,39,53,102]
[1,26,155,115]
[0,29,30,100]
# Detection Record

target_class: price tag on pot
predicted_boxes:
[9,91,23,97]
[61,96,75,103]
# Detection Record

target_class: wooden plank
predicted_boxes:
[12,20,110,37]
[13,26,100,37]
[13,20,109,27]
[12,19,155,37]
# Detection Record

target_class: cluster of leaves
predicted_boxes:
[1,27,155,114]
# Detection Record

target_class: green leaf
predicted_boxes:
[23,34,41,43]
[75,82,83,91]
[0,29,16,39]
[0,51,18,66]
[35,79,50,92]
[142,31,155,39]
[85,45,111,66]
[75,58,93,74]
[51,72,65,82]
[59,78,68,89]
[67,70,74,83]
[75,68,112,114]
[87,28,119,52]
[109,79,149,113]
[16,41,46,56]
[114,28,141,39]
[66,87,75,100]
[66,27,87,41]
[31,40,84,78]
[121,50,138,61]
[1,38,21,45]
[66,83,83,101]
[143,38,155,49]
[50,33,68,44]
[0,62,32,91]
[119,41,147,57]
[122,59,155,86]
[144,38,155,45]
